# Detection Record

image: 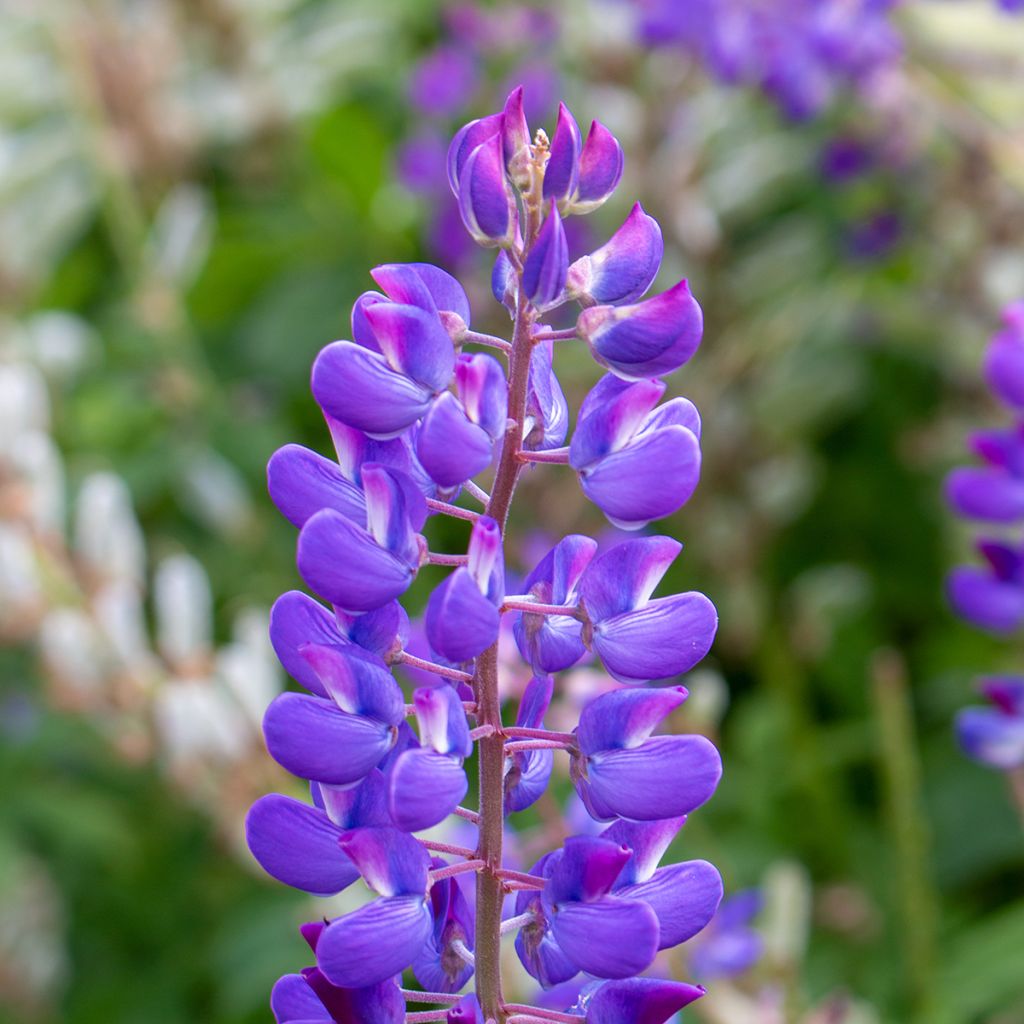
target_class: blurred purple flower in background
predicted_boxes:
[248,85,725,1023]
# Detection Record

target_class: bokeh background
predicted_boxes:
[2,1,1024,1022]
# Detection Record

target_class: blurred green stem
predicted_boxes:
[871,649,939,1023]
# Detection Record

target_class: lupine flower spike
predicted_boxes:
[248,88,725,1024]
[945,303,1024,805]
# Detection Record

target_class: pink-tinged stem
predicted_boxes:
[469,724,496,741]
[426,498,481,522]
[401,989,464,1005]
[420,840,478,858]
[515,447,570,465]
[503,1007,584,1023]
[500,599,580,617]
[503,880,546,893]
[406,1012,451,1023]
[427,552,470,566]
[531,327,578,343]
[462,329,513,353]
[504,739,574,753]
[502,726,577,743]
[464,480,491,506]
[397,652,474,684]
[495,867,546,888]
[452,805,480,824]
[499,912,535,935]
[429,859,485,884]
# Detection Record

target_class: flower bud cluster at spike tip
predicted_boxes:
[945,303,1024,775]
[249,88,723,1024]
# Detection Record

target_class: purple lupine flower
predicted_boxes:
[505,674,556,813]
[571,687,722,821]
[689,889,764,979]
[251,89,722,1023]
[579,536,718,683]
[566,203,664,307]
[389,684,472,831]
[515,836,661,985]
[956,677,1024,770]
[514,535,597,672]
[570,374,702,529]
[408,45,480,118]
[983,301,1024,410]
[271,921,405,1023]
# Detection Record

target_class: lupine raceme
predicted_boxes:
[945,302,1024,774]
[247,87,724,1024]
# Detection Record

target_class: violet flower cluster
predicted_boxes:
[248,87,724,1024]
[945,302,1024,772]
[631,0,902,121]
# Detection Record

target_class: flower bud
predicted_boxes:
[447,112,504,193]
[577,279,703,380]
[543,102,581,204]
[567,203,663,307]
[502,85,532,189]
[457,133,518,248]
[523,203,569,308]
[566,120,623,215]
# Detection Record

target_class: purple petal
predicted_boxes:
[505,745,554,814]
[351,291,387,352]
[363,462,428,548]
[335,600,408,660]
[447,993,484,1024]
[570,120,624,213]
[318,768,392,829]
[303,970,405,1024]
[298,509,415,613]
[524,340,569,450]
[262,692,395,784]
[515,614,587,674]
[247,795,358,896]
[467,515,504,601]
[580,426,702,529]
[456,353,508,439]
[338,826,431,896]
[552,897,659,978]
[571,376,665,466]
[956,706,1024,769]
[568,204,663,306]
[601,817,687,885]
[580,537,681,622]
[417,393,494,488]
[363,302,455,393]
[547,836,632,904]
[271,974,330,1022]
[985,331,1024,410]
[577,686,689,754]
[405,263,472,324]
[316,895,432,988]
[980,676,1024,715]
[492,249,517,313]
[580,735,722,821]
[578,280,703,381]
[387,749,469,832]
[370,264,437,314]
[947,566,1024,633]
[524,204,569,307]
[269,591,346,697]
[299,643,404,725]
[413,876,475,993]
[585,978,705,1024]
[502,86,531,186]
[543,102,581,202]
[426,568,501,663]
[458,133,516,247]
[643,396,701,439]
[312,342,433,438]
[448,113,505,193]
[945,467,1024,523]
[268,445,366,529]
[517,673,554,729]
[593,592,718,684]
[617,860,723,948]
[515,899,581,988]
[413,684,472,757]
